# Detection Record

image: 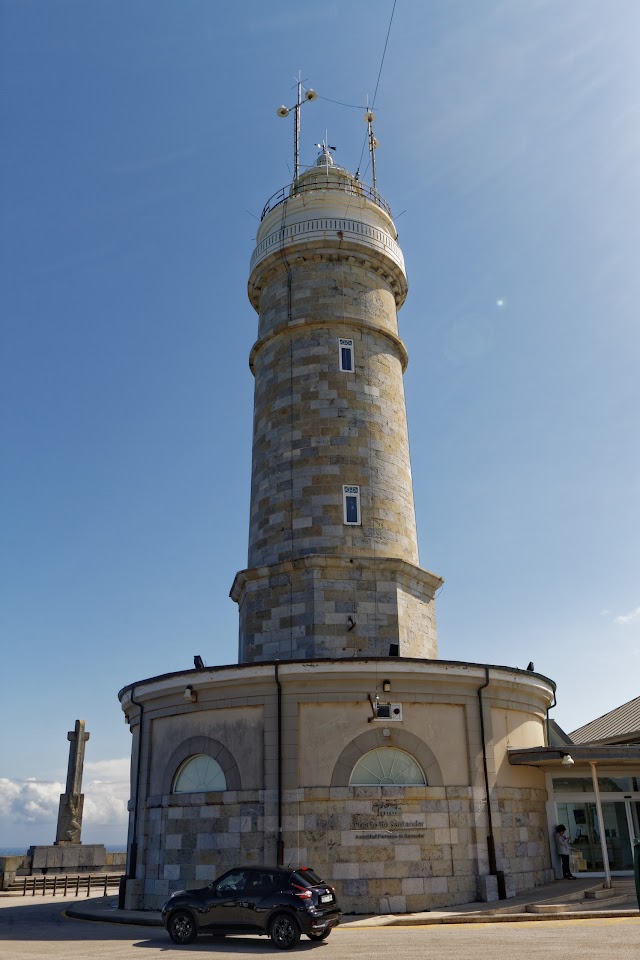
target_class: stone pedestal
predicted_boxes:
[0,855,29,891]
[29,844,106,875]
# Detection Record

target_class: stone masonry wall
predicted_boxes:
[125,790,271,911]
[125,784,551,913]
[235,556,438,662]
[248,306,419,568]
[288,786,478,914]
[495,786,554,893]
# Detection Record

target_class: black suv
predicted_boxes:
[161,865,341,949]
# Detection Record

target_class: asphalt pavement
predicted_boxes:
[59,876,639,927]
[1,895,640,960]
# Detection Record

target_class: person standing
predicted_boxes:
[555,824,575,878]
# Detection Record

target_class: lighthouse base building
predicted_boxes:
[120,659,554,912]
[119,147,558,912]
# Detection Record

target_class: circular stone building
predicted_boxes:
[119,148,556,913]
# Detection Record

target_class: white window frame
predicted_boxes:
[343,485,361,525]
[349,747,426,786]
[339,338,354,372]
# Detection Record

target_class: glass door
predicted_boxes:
[556,800,634,872]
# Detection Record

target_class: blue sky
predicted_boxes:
[1,0,639,847]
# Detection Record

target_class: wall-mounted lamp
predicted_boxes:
[561,754,574,767]
[184,685,197,703]
[382,680,391,693]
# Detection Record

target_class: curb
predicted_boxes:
[62,904,640,929]
[65,905,162,927]
[386,909,640,925]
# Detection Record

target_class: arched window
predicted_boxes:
[349,747,426,786]
[173,754,227,793]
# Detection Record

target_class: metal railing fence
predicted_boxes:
[16,873,123,897]
[260,177,392,221]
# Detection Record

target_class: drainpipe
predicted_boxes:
[275,662,284,867]
[477,667,506,899]
[119,685,143,910]
[590,761,612,889]
[545,682,557,746]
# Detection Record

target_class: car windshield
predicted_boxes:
[215,870,248,894]
[290,868,324,887]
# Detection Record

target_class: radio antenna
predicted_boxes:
[364,101,379,197]
[275,71,318,180]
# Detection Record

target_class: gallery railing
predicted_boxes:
[260,177,393,221]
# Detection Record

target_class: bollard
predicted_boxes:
[634,839,640,909]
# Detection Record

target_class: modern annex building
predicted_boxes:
[119,145,563,913]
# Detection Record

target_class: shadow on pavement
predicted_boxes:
[132,934,325,952]
[0,897,330,952]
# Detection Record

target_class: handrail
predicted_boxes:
[261,177,393,221]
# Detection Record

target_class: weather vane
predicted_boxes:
[315,133,336,165]
[276,70,317,180]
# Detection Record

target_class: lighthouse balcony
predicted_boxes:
[260,176,393,221]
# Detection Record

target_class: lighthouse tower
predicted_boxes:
[231,147,443,663]
[119,123,557,918]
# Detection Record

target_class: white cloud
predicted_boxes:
[84,758,130,783]
[614,606,640,625]
[0,778,60,824]
[0,758,130,829]
[83,757,130,825]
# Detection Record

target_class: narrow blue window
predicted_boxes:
[343,485,361,525]
[339,338,354,372]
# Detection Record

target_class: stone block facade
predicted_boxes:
[231,555,440,662]
[246,306,418,569]
[119,659,555,912]
[124,783,552,913]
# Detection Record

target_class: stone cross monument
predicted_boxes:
[54,719,90,845]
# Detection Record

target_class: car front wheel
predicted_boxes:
[168,909,198,945]
[269,913,301,950]
[307,928,332,941]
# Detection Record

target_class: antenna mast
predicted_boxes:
[293,74,302,180]
[364,107,379,197]
[275,73,318,181]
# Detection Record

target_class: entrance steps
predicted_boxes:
[525,882,635,913]
[482,879,637,916]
